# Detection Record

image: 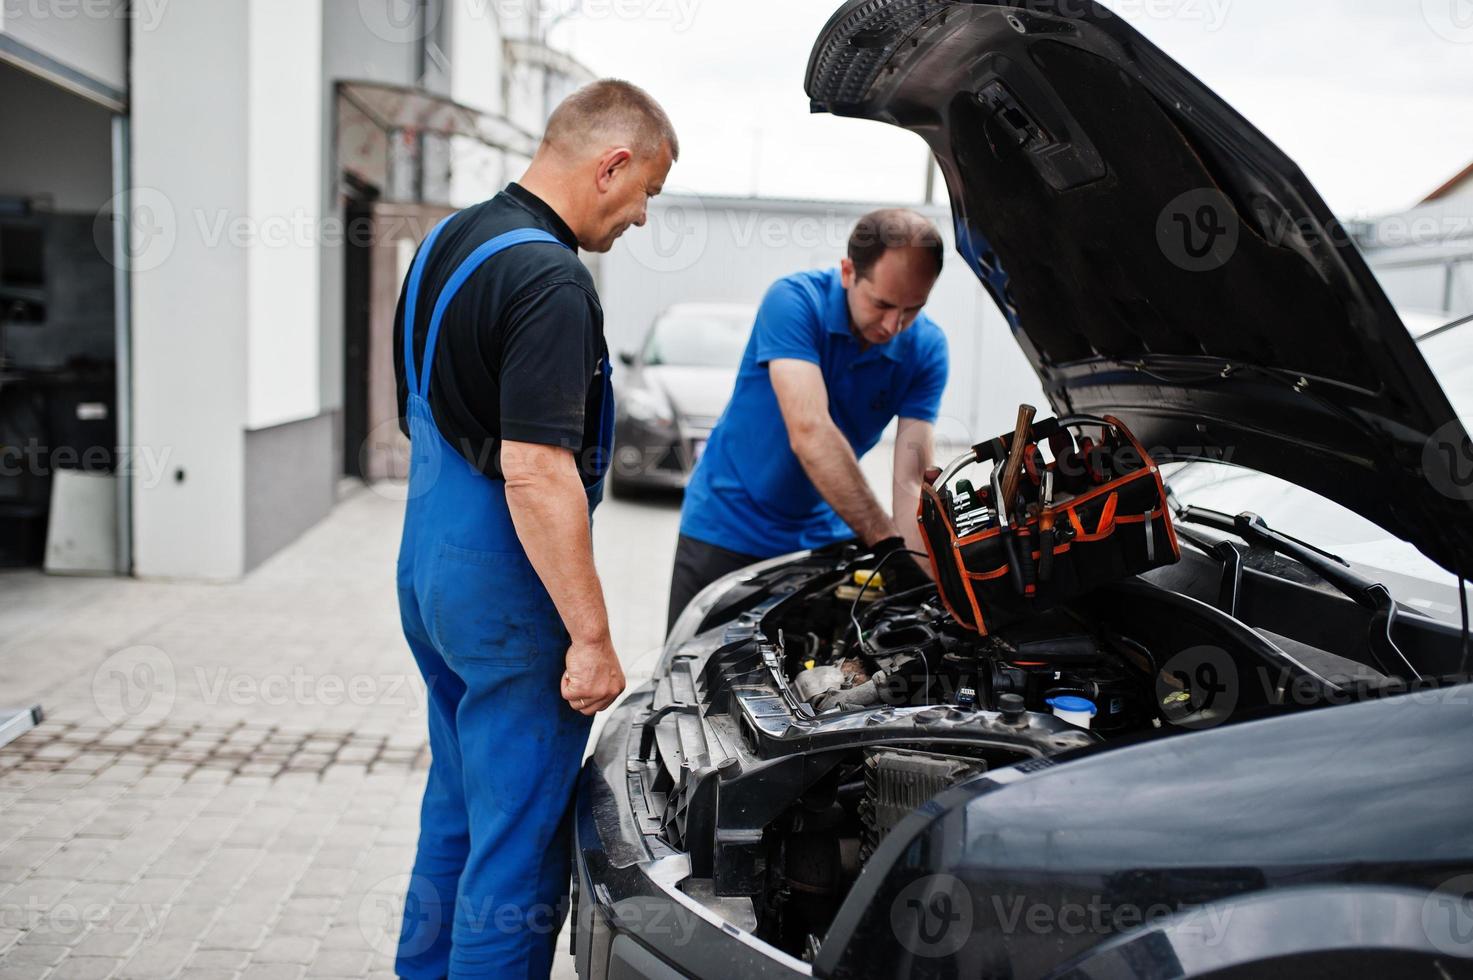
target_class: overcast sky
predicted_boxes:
[553,0,1473,217]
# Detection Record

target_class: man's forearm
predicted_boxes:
[892,470,926,555]
[791,421,898,546]
[504,462,610,643]
[892,417,935,557]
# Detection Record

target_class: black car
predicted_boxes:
[572,2,1473,977]
[610,303,755,496]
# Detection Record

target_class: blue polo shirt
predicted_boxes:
[681,267,949,557]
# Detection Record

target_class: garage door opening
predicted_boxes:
[0,60,123,571]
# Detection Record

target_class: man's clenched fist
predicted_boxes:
[561,636,626,716]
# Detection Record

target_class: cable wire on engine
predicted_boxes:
[848,548,933,704]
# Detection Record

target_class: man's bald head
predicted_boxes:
[847,208,944,280]
[541,78,679,162]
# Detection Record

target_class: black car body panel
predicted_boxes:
[804,0,1473,576]
[815,680,1473,978]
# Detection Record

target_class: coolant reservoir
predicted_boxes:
[1047,695,1098,729]
[835,569,886,602]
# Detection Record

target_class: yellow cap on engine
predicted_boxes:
[852,569,886,590]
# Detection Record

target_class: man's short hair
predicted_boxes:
[542,78,679,161]
[847,208,944,279]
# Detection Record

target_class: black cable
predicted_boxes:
[847,547,931,703]
[848,547,929,647]
[858,582,939,632]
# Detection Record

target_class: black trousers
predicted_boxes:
[666,534,764,634]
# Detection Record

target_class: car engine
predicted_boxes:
[770,564,1163,735]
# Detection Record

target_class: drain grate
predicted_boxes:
[0,718,428,780]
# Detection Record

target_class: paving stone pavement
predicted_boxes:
[0,484,685,980]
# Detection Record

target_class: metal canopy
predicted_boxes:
[337,80,539,158]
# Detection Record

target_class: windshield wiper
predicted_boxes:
[1173,505,1420,680]
[1416,310,1473,344]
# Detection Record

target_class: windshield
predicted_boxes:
[644,309,753,368]
[1164,318,1472,624]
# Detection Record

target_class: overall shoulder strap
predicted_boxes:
[413,227,570,401]
[402,214,456,399]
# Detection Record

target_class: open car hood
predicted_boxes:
[806,0,1473,576]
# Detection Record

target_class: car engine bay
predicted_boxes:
[614,521,1473,965]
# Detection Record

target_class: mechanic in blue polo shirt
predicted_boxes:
[667,208,949,630]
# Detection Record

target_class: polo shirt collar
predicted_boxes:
[822,267,905,362]
[504,182,580,251]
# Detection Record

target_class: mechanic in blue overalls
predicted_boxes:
[393,80,677,979]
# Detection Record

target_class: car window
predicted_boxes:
[1163,318,1472,625]
[1164,461,1467,623]
[644,310,753,368]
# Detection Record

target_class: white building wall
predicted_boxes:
[246,0,323,429]
[0,0,127,96]
[599,194,1047,446]
[318,0,423,418]
[1361,191,1473,320]
[448,0,512,207]
[130,2,251,579]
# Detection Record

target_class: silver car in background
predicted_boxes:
[610,302,755,496]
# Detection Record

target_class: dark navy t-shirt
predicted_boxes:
[393,183,607,480]
[680,267,949,557]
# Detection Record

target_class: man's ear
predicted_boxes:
[595,148,634,192]
[840,256,856,291]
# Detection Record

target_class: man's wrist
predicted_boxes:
[569,624,611,646]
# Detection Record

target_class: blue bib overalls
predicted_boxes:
[394,220,613,979]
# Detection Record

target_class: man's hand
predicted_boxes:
[502,439,623,715]
[871,535,933,593]
[561,636,626,716]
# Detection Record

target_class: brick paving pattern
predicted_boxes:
[0,484,688,979]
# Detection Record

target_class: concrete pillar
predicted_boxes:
[130,0,323,580]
